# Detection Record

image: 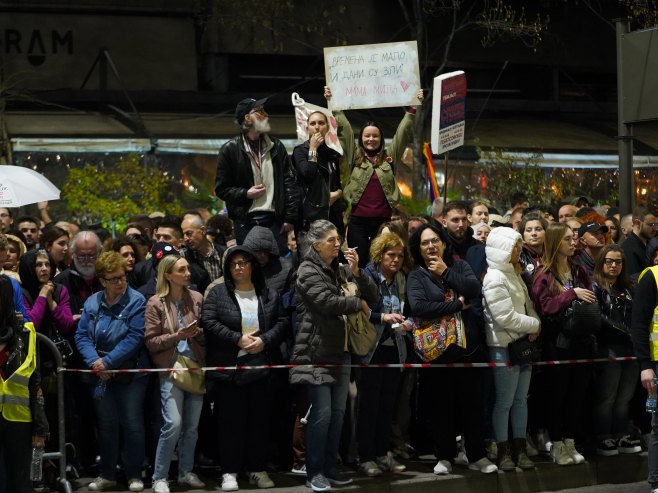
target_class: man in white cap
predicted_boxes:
[215,97,299,254]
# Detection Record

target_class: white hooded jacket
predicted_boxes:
[482,227,540,347]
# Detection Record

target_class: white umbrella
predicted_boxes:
[0,165,60,207]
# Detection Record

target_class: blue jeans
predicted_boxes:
[306,353,350,477]
[152,378,204,480]
[91,376,148,480]
[490,346,532,442]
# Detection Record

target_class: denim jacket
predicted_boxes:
[75,287,147,371]
[363,263,408,366]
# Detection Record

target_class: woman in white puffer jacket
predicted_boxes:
[483,226,541,472]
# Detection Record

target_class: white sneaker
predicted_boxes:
[433,459,452,475]
[360,460,383,477]
[152,479,170,493]
[564,438,585,464]
[178,472,205,489]
[454,450,469,466]
[535,429,553,455]
[128,478,144,492]
[550,441,574,466]
[221,473,239,492]
[468,457,498,474]
[88,477,117,491]
[248,471,274,489]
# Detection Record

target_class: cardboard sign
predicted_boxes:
[431,71,466,154]
[324,41,421,110]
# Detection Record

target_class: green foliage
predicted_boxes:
[62,155,184,231]
[477,148,546,210]
[181,175,223,215]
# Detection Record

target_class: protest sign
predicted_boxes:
[324,41,421,110]
[431,71,466,154]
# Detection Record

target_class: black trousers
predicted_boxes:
[346,215,389,268]
[213,377,272,473]
[0,414,32,493]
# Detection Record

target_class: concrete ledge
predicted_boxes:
[72,453,648,492]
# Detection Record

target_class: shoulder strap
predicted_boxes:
[160,298,176,334]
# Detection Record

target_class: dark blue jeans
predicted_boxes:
[593,359,638,439]
[306,353,351,477]
[90,376,148,480]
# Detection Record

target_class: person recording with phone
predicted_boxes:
[145,255,206,492]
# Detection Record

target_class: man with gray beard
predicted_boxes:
[215,97,299,254]
[54,230,103,474]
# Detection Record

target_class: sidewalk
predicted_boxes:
[68,453,648,493]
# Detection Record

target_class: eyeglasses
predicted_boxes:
[420,237,442,247]
[604,258,623,266]
[230,260,250,269]
[103,275,127,284]
[75,254,97,261]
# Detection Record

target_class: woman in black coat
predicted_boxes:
[406,224,496,475]
[202,245,288,491]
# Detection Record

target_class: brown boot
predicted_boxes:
[497,442,515,471]
[513,438,535,470]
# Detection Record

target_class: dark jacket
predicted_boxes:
[531,263,594,356]
[134,255,210,296]
[215,134,299,224]
[406,260,485,363]
[289,251,378,386]
[593,281,633,356]
[292,140,345,231]
[622,232,648,276]
[243,226,294,296]
[631,267,657,371]
[202,253,288,383]
[519,244,542,291]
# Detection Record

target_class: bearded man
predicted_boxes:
[214,97,298,254]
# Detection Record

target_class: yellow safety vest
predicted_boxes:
[0,323,36,422]
[639,266,658,361]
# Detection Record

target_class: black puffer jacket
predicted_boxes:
[215,134,299,224]
[202,249,288,383]
[289,250,378,386]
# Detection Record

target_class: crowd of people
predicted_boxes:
[1,88,658,493]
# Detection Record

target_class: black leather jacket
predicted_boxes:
[215,134,299,224]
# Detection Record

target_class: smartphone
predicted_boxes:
[184,320,198,330]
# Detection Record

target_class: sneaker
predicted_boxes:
[32,482,50,493]
[178,472,205,488]
[305,473,332,492]
[249,471,274,489]
[618,435,642,454]
[392,442,417,460]
[564,438,585,464]
[433,459,452,475]
[376,451,406,473]
[535,429,552,455]
[88,477,117,491]
[454,450,469,466]
[128,479,144,492]
[596,438,620,456]
[291,463,307,476]
[468,457,498,474]
[221,473,239,492]
[360,460,383,477]
[485,442,498,461]
[325,468,353,486]
[551,441,574,466]
[152,479,170,493]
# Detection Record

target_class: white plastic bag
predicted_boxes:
[291,92,343,155]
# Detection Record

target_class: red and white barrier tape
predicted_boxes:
[58,356,639,374]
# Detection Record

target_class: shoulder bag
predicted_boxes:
[412,287,466,362]
[339,266,378,357]
[162,298,206,394]
[562,299,601,338]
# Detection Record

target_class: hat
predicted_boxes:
[488,214,506,227]
[150,242,179,269]
[578,222,609,237]
[235,97,268,124]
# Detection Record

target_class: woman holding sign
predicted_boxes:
[325,86,423,267]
